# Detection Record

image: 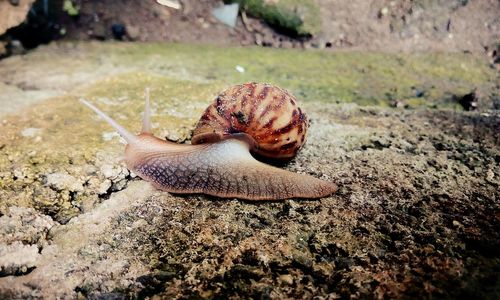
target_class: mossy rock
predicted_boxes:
[225,0,321,36]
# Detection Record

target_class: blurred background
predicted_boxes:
[1,0,499,59]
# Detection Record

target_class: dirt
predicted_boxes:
[58,0,500,53]
[2,0,499,59]
[315,0,499,54]
[59,0,256,45]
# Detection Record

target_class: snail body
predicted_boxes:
[81,83,337,200]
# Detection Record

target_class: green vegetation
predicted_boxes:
[225,0,321,36]
[97,43,494,108]
[62,0,80,17]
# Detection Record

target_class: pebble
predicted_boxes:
[100,164,129,181]
[156,0,181,9]
[235,65,245,73]
[279,274,294,285]
[485,169,495,182]
[12,169,26,180]
[21,127,42,138]
[86,177,109,195]
[102,131,121,141]
[9,40,24,55]
[46,172,84,192]
[126,25,141,41]
[112,178,128,191]
[98,179,112,195]
[0,242,39,276]
[0,206,55,245]
[379,7,389,17]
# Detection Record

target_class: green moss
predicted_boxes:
[18,42,491,109]
[69,43,493,109]
[225,0,321,36]
[63,0,80,17]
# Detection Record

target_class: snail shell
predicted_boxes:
[192,83,308,160]
[80,83,337,200]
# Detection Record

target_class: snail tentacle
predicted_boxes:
[141,87,152,134]
[79,98,138,144]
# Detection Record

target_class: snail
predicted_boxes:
[80,82,337,200]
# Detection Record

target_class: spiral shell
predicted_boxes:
[192,82,309,159]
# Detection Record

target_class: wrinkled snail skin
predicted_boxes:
[80,83,337,200]
[124,134,337,200]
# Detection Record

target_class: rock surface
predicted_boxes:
[0,207,55,276]
[0,0,35,36]
[0,42,498,299]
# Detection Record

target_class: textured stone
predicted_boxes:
[0,42,498,299]
[0,0,35,35]
[0,242,39,276]
[45,172,84,192]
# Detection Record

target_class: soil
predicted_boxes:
[2,0,499,58]
[58,0,500,52]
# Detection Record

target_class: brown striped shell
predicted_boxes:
[192,83,308,160]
